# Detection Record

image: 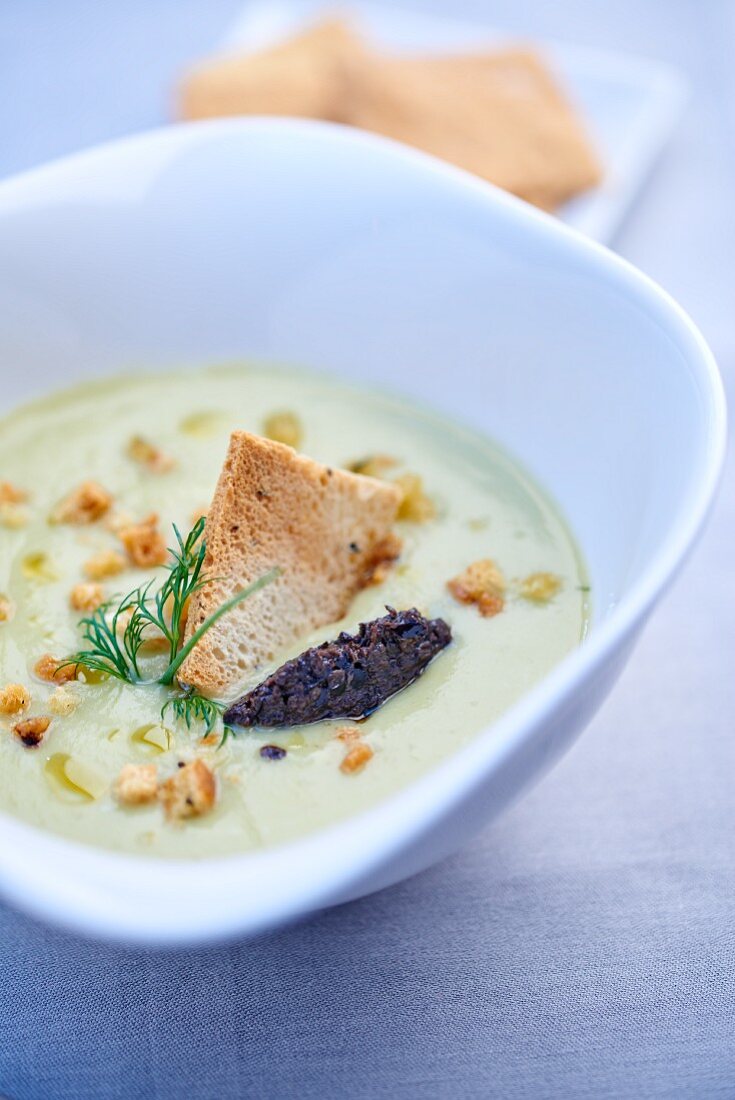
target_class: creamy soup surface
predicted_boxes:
[0,366,589,857]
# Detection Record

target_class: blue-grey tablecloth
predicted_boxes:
[1,2,734,1097]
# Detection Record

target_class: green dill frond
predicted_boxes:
[162,689,221,734]
[67,517,279,713]
[162,688,235,747]
[70,593,143,683]
[218,724,234,748]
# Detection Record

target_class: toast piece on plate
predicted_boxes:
[178,17,361,121]
[341,48,602,210]
[179,431,401,696]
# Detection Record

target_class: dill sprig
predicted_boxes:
[161,689,234,746]
[68,517,279,733]
[71,518,208,683]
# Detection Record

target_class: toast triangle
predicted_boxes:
[179,431,401,696]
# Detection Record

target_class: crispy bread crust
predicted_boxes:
[179,432,400,695]
[341,48,601,209]
[179,18,362,121]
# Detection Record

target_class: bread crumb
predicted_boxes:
[263,410,303,449]
[448,559,506,617]
[340,741,373,773]
[84,548,126,580]
[126,434,176,473]
[118,514,168,568]
[520,572,562,603]
[336,725,361,742]
[0,481,28,504]
[50,481,112,525]
[395,473,436,522]
[13,715,51,747]
[348,454,398,479]
[158,759,216,822]
[70,582,105,612]
[34,654,79,684]
[0,594,14,623]
[115,763,158,806]
[48,686,80,716]
[105,510,135,535]
[0,683,30,715]
[361,531,402,586]
[0,502,29,529]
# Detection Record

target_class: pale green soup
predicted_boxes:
[0,366,589,857]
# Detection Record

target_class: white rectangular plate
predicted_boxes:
[223,0,687,242]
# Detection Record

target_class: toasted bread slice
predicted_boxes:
[178,17,362,122]
[179,432,401,696]
[341,48,601,210]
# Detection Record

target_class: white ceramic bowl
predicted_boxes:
[0,120,725,944]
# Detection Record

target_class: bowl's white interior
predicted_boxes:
[0,121,717,621]
[0,120,723,943]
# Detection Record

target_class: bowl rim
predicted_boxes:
[0,118,726,944]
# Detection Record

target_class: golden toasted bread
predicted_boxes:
[178,17,362,121]
[179,431,401,696]
[341,48,601,209]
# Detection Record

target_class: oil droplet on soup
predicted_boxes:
[0,365,589,858]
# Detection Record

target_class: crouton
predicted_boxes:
[50,481,112,524]
[34,654,79,684]
[115,763,158,806]
[13,716,51,747]
[361,531,402,586]
[448,559,506,617]
[0,481,27,504]
[179,431,401,695]
[126,435,176,473]
[0,683,30,715]
[336,725,361,743]
[104,510,135,534]
[395,473,436,523]
[84,549,126,580]
[118,514,168,568]
[340,741,373,774]
[70,582,105,613]
[48,686,80,717]
[158,759,216,822]
[520,572,562,603]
